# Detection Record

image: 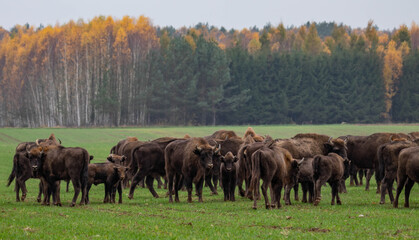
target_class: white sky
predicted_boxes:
[1,0,418,31]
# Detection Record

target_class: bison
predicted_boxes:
[296,157,314,203]
[312,153,350,206]
[275,133,348,203]
[87,162,128,204]
[128,142,166,199]
[247,141,297,209]
[377,137,417,204]
[7,142,42,202]
[220,152,239,201]
[165,138,218,203]
[393,146,419,208]
[344,132,409,193]
[29,145,90,207]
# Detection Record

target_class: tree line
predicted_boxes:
[0,16,418,127]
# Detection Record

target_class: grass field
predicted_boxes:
[0,125,418,239]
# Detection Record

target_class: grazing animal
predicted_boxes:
[247,142,297,209]
[344,132,409,192]
[377,137,417,204]
[220,152,239,201]
[29,145,90,207]
[276,133,348,203]
[393,146,419,208]
[128,142,166,199]
[165,138,218,203]
[297,157,315,203]
[7,142,42,202]
[312,153,350,206]
[87,162,128,204]
[243,127,264,142]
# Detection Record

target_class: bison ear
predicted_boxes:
[220,156,225,163]
[107,155,115,163]
[89,155,94,161]
[25,152,30,158]
[121,155,127,162]
[233,156,238,163]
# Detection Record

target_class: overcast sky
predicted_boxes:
[1,0,418,31]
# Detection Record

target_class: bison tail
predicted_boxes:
[377,145,386,182]
[312,155,321,180]
[249,150,261,195]
[7,154,18,187]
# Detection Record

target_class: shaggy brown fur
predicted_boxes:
[393,146,419,208]
[165,138,215,203]
[312,153,350,206]
[243,127,264,142]
[377,138,417,204]
[220,152,239,201]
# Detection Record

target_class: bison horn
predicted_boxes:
[389,135,394,142]
[328,136,333,143]
[214,144,221,154]
[35,139,41,145]
[195,145,202,152]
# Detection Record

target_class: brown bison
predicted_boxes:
[276,133,348,202]
[377,137,417,204]
[87,162,128,204]
[247,141,297,209]
[345,133,409,192]
[296,157,314,203]
[393,146,419,208]
[29,145,90,207]
[220,152,239,201]
[312,153,350,206]
[243,127,264,142]
[165,138,218,203]
[7,142,42,202]
[206,129,240,140]
[128,142,166,199]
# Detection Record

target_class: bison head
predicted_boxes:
[114,166,129,185]
[221,152,238,172]
[25,146,44,177]
[107,154,126,165]
[194,145,215,170]
[324,137,348,161]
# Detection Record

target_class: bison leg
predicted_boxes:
[314,178,327,206]
[301,182,308,203]
[128,170,147,199]
[174,174,183,202]
[365,169,374,191]
[156,176,163,189]
[86,183,92,204]
[196,177,205,203]
[308,181,314,203]
[117,183,123,204]
[145,176,159,198]
[380,177,390,204]
[37,181,43,203]
[403,178,415,208]
[205,174,218,195]
[393,174,408,208]
[104,183,110,203]
[185,177,193,203]
[261,182,271,209]
[230,178,236,202]
[70,180,81,207]
[293,183,299,201]
[167,173,174,203]
[252,180,260,210]
[387,178,395,204]
[15,179,22,202]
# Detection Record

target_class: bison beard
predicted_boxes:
[165,138,216,203]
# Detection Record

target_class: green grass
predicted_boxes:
[0,125,418,239]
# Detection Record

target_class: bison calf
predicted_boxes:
[312,153,350,206]
[87,162,128,204]
[220,152,238,201]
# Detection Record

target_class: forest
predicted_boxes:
[0,16,418,127]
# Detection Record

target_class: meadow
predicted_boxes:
[0,125,418,239]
